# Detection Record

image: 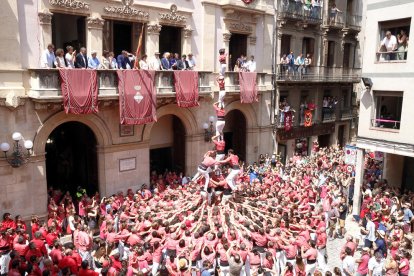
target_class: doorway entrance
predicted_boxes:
[102,21,145,57]
[337,125,345,147]
[45,122,99,196]
[52,13,86,52]
[229,33,248,71]
[159,26,182,55]
[318,134,331,148]
[224,110,246,161]
[149,115,186,175]
[113,21,133,55]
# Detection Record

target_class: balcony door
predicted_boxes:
[327,41,335,67]
[343,43,351,68]
[280,35,291,57]
[159,26,182,56]
[229,33,248,71]
[302,37,315,57]
[52,13,86,52]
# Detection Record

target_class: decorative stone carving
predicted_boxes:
[159,4,187,24]
[277,19,286,28]
[147,24,162,35]
[38,11,53,25]
[183,26,193,38]
[0,96,27,109]
[249,36,257,45]
[49,0,89,10]
[228,22,252,33]
[87,17,105,29]
[223,33,232,42]
[33,102,62,111]
[103,0,149,19]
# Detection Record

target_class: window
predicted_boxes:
[377,18,410,62]
[322,90,337,121]
[373,91,403,129]
[327,41,335,67]
[278,92,290,127]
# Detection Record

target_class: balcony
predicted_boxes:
[340,108,354,120]
[376,50,408,63]
[323,12,345,29]
[276,65,361,83]
[322,108,336,122]
[371,118,400,130]
[345,14,362,32]
[220,0,268,13]
[27,69,269,101]
[277,0,322,25]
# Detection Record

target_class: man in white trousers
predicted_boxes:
[218,149,239,191]
[192,150,217,191]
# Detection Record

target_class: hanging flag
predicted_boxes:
[59,69,98,114]
[284,111,293,131]
[134,24,145,69]
[174,71,200,108]
[304,109,313,127]
[239,72,258,103]
[117,70,157,125]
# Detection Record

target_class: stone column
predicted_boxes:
[182,26,193,55]
[247,35,257,57]
[321,29,329,67]
[38,10,53,54]
[146,23,162,56]
[86,17,105,56]
[223,32,232,72]
[352,148,365,216]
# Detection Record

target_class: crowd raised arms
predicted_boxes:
[1,146,413,276]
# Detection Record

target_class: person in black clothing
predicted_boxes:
[338,196,348,239]
[75,47,88,68]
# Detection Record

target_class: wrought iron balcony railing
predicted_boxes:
[278,0,322,24]
[276,65,361,83]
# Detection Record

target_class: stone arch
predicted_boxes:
[225,101,257,128]
[33,112,113,155]
[142,104,198,141]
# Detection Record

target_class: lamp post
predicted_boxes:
[203,116,215,142]
[0,132,33,168]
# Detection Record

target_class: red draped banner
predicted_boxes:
[59,69,98,114]
[304,109,313,127]
[173,71,199,108]
[239,72,258,104]
[284,111,293,131]
[117,70,157,125]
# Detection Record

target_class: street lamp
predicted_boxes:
[0,132,33,168]
[203,116,215,142]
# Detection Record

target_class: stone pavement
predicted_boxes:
[325,215,414,274]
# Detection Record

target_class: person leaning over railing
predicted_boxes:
[378,31,397,61]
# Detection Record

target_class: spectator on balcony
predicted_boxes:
[379,31,397,60]
[287,51,295,78]
[176,54,189,70]
[161,52,171,70]
[108,52,117,69]
[397,29,409,60]
[170,53,179,70]
[329,4,341,25]
[304,54,312,75]
[294,0,303,15]
[311,0,322,19]
[280,54,289,79]
[65,46,76,68]
[218,48,227,76]
[54,49,66,68]
[100,50,111,69]
[245,55,257,72]
[187,53,196,70]
[149,52,161,70]
[87,50,100,69]
[41,43,56,68]
[139,54,149,70]
[234,54,246,72]
[295,53,305,79]
[117,50,133,69]
[75,47,88,69]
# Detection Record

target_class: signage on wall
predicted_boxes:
[344,145,357,165]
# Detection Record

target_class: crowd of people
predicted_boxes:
[281,0,323,20]
[378,29,409,61]
[1,145,413,276]
[279,52,312,80]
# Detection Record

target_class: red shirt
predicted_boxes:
[58,256,78,274]
[214,105,226,117]
[213,140,225,151]
[79,268,99,276]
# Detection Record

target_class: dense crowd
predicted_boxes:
[0,146,413,276]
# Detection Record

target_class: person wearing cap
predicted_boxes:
[187,53,196,70]
[87,50,100,69]
[373,230,387,257]
[148,52,161,70]
[355,247,371,276]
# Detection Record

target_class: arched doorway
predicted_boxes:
[45,122,99,195]
[149,115,186,175]
[224,109,246,161]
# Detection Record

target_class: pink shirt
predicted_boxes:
[356,254,370,274]
[202,156,216,168]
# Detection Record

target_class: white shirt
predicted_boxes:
[187,57,196,69]
[381,35,397,51]
[368,257,384,276]
[65,52,75,68]
[246,60,257,72]
[0,251,11,274]
[366,221,376,242]
[149,57,161,70]
[139,60,149,70]
[342,255,356,276]
[41,49,55,68]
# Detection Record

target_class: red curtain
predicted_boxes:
[117,70,157,125]
[59,69,98,114]
[284,111,293,131]
[304,109,313,127]
[173,71,199,108]
[239,72,258,104]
